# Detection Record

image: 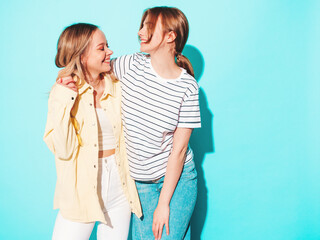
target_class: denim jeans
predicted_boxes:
[132,160,197,240]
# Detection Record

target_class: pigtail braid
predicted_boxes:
[176,53,194,78]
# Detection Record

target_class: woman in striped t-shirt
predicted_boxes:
[112,7,201,240]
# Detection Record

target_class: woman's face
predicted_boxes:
[138,15,165,54]
[82,29,113,76]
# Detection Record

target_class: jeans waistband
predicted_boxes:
[135,159,195,184]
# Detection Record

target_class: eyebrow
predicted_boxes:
[96,42,107,47]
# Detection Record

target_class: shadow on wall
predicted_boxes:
[90,45,214,240]
[183,45,215,240]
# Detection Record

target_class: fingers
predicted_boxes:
[66,81,77,92]
[153,222,169,240]
[165,219,169,236]
[158,223,163,240]
[56,76,74,86]
[57,78,78,92]
[69,86,78,92]
[61,78,75,86]
[60,76,73,83]
[152,222,164,240]
[152,205,170,239]
[152,222,157,239]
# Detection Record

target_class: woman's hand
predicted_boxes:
[57,76,77,92]
[152,203,170,240]
[152,128,192,239]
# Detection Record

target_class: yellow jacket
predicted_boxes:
[43,75,142,224]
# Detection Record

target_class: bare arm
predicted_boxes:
[152,127,193,240]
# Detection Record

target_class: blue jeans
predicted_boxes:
[132,160,197,240]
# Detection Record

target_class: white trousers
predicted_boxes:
[52,155,131,240]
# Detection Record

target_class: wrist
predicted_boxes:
[158,197,170,206]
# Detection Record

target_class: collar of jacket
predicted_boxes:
[77,74,117,97]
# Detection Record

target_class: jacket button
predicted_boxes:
[71,97,74,100]
[94,144,97,147]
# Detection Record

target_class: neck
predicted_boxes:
[87,73,103,91]
[150,49,181,79]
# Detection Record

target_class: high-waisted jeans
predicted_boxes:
[132,159,197,240]
[52,155,131,240]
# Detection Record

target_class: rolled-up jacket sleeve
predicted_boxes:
[43,83,79,160]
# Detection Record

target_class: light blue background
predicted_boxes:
[0,0,319,239]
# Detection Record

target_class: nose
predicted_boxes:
[106,48,113,56]
[138,28,144,38]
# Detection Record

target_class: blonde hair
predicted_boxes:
[55,23,114,146]
[55,23,115,85]
[140,7,194,77]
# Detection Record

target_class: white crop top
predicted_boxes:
[95,108,116,150]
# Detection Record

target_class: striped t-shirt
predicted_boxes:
[113,53,201,181]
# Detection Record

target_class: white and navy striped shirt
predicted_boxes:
[113,53,201,181]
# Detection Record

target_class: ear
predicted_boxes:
[166,31,177,43]
[81,54,86,65]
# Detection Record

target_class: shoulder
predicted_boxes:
[50,82,74,96]
[127,52,149,65]
[105,74,120,89]
[134,52,148,61]
[113,52,147,63]
[129,52,149,67]
[105,73,118,83]
[48,82,77,105]
[112,53,149,74]
[178,70,199,93]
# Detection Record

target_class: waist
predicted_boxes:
[99,149,115,158]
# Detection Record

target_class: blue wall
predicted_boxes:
[0,0,319,239]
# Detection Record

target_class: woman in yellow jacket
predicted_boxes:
[43,23,141,240]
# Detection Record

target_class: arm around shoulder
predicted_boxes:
[111,53,139,80]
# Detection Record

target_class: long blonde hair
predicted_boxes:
[139,7,195,77]
[55,23,98,82]
[55,23,116,85]
[55,23,100,146]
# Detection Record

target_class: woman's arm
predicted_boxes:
[43,82,79,160]
[152,127,193,240]
[111,54,136,80]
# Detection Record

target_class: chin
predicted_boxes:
[140,45,147,53]
[102,63,111,71]
[140,48,149,54]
